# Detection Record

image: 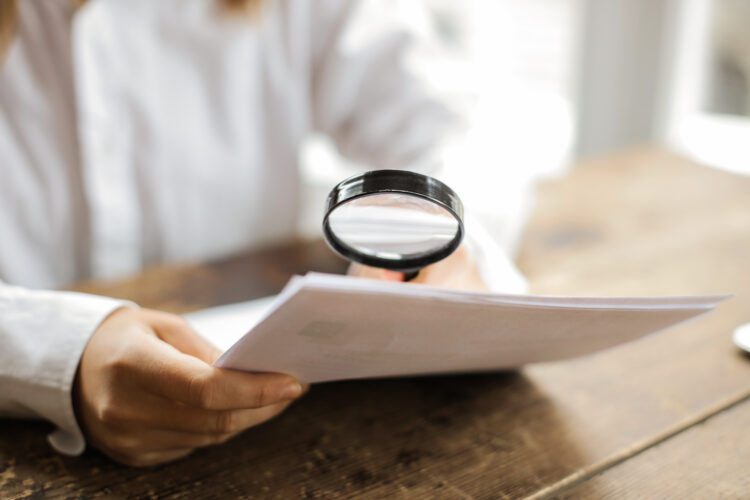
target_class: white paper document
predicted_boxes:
[186,273,730,384]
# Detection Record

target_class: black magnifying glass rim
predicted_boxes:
[322,169,465,272]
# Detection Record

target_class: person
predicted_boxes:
[0,0,528,467]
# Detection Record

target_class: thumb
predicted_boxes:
[349,263,405,281]
[144,309,223,364]
[381,270,405,281]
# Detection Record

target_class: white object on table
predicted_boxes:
[184,296,276,352]
[204,273,730,384]
[733,323,750,353]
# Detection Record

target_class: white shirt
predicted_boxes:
[0,0,527,456]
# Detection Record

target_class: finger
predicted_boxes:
[348,263,375,278]
[93,383,297,434]
[382,270,405,281]
[103,447,195,468]
[348,263,386,279]
[349,263,404,281]
[107,390,294,434]
[156,400,293,435]
[410,244,486,289]
[102,428,233,454]
[131,335,303,410]
[143,309,222,364]
[95,402,293,461]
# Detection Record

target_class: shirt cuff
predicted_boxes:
[0,285,133,455]
[46,293,134,455]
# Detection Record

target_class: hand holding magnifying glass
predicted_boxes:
[323,170,465,281]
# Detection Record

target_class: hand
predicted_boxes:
[348,245,488,292]
[74,307,305,467]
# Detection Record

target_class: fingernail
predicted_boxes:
[280,381,302,400]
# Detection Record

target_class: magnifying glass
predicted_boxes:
[323,170,464,280]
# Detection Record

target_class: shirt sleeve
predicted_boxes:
[0,283,131,455]
[310,0,462,172]
[463,214,529,294]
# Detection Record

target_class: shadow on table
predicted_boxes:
[0,371,588,498]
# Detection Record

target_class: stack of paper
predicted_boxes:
[184,273,729,384]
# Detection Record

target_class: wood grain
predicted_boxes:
[2,148,749,499]
[71,238,349,314]
[555,394,750,499]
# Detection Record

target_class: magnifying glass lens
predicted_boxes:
[323,170,464,273]
[327,193,459,261]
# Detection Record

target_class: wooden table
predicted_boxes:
[2,149,749,499]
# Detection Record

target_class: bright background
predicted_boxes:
[299,0,750,248]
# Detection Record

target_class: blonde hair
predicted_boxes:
[0,0,16,62]
[0,0,262,62]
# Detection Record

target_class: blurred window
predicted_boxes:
[665,0,750,176]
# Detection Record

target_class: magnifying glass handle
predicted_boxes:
[403,271,419,281]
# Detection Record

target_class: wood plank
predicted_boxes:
[71,238,349,314]
[553,394,750,499]
[2,148,749,498]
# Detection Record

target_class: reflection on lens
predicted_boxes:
[327,193,459,261]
